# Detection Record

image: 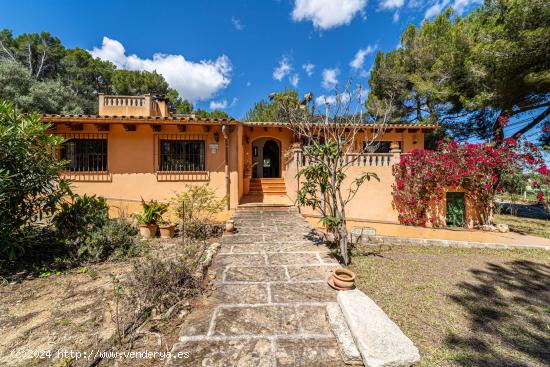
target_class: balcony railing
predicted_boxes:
[295,151,396,167]
[102,95,146,107]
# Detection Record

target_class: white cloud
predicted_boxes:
[231,16,245,30]
[290,74,300,87]
[291,0,367,30]
[321,68,340,89]
[452,0,482,14]
[210,100,228,110]
[209,97,238,110]
[315,92,351,106]
[424,0,482,18]
[350,45,376,70]
[90,37,231,102]
[424,0,450,19]
[392,11,400,22]
[379,0,404,9]
[273,56,293,81]
[302,63,315,77]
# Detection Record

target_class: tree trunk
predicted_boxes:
[339,225,350,265]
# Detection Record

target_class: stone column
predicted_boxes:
[390,141,401,164]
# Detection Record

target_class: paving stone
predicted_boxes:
[213,305,300,335]
[268,242,327,252]
[168,339,272,367]
[264,233,308,242]
[212,254,266,267]
[224,266,288,282]
[318,252,340,264]
[271,282,337,303]
[222,234,265,244]
[169,206,354,366]
[230,243,274,253]
[287,265,337,281]
[211,284,268,304]
[267,252,322,265]
[296,305,332,335]
[275,338,347,367]
[179,301,216,337]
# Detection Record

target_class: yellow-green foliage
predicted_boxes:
[171,185,225,225]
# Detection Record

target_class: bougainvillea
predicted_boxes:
[392,139,549,227]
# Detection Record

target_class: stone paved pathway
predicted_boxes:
[168,206,349,367]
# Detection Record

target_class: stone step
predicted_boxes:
[338,289,420,367]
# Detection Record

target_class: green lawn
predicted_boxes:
[495,214,550,239]
[349,245,550,367]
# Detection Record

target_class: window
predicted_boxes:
[61,139,107,172]
[363,141,392,153]
[159,140,205,171]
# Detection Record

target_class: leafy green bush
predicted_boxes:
[54,194,139,262]
[133,199,168,225]
[172,185,225,238]
[53,194,109,239]
[78,219,139,261]
[0,101,70,260]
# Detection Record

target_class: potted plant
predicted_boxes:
[158,218,176,238]
[133,199,168,238]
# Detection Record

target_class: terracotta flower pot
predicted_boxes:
[139,224,158,238]
[159,224,175,239]
[332,268,356,289]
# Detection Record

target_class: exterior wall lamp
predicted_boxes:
[214,131,220,142]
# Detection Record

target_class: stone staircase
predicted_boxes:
[248,178,287,195]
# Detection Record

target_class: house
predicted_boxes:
[43,94,442,225]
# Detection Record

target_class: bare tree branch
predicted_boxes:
[282,80,394,264]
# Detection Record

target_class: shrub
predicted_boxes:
[172,185,225,238]
[392,139,549,227]
[127,255,198,312]
[53,194,109,239]
[133,199,168,225]
[0,101,69,260]
[78,219,139,261]
[54,194,139,262]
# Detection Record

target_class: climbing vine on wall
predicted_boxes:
[392,140,549,227]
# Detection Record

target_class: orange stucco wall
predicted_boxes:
[292,130,424,222]
[54,120,432,223]
[55,122,239,215]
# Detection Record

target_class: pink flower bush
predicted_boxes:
[392,140,548,227]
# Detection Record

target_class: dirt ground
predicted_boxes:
[350,245,550,367]
[0,261,133,366]
[0,239,212,367]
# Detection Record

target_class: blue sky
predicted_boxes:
[0,0,483,118]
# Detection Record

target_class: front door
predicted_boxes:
[446,192,465,227]
[262,140,280,178]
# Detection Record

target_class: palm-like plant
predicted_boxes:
[134,199,168,225]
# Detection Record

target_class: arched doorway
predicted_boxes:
[251,138,281,178]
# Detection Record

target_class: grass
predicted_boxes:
[495,214,550,239]
[349,245,550,367]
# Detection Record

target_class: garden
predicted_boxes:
[0,102,226,366]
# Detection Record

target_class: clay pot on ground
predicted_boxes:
[139,224,158,239]
[332,268,356,289]
[158,224,176,238]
